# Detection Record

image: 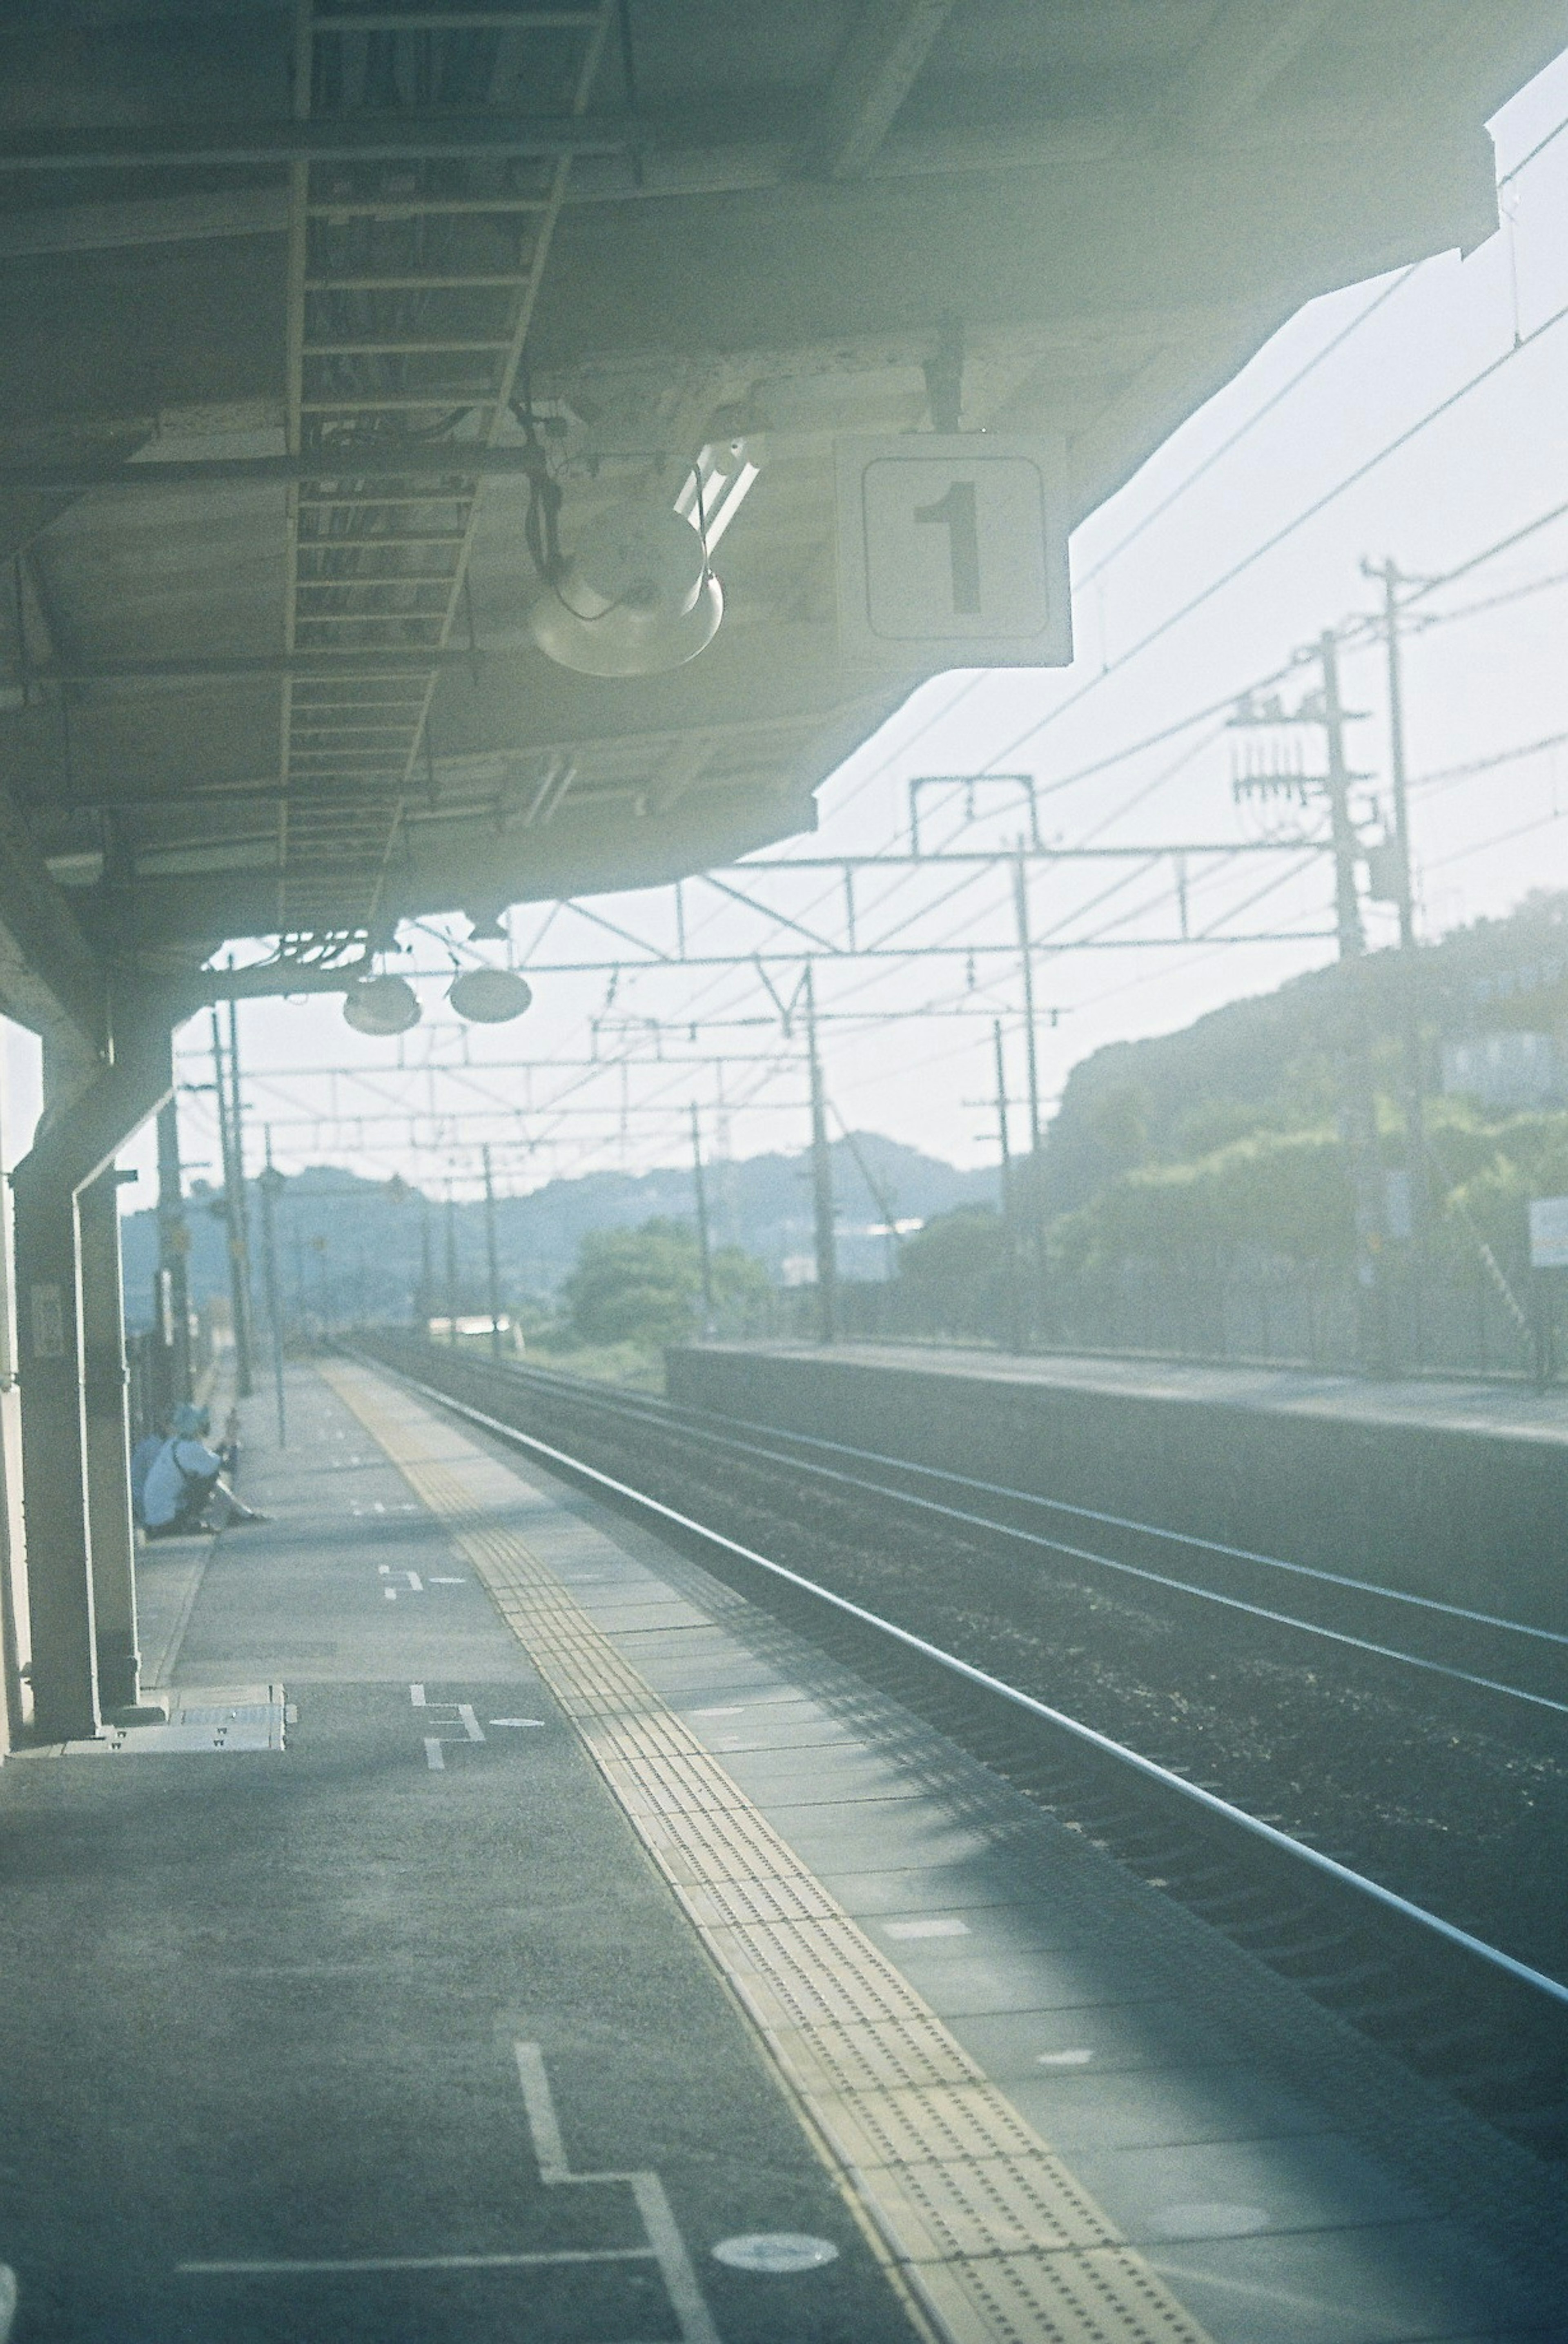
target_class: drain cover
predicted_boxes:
[711,2235,839,2273]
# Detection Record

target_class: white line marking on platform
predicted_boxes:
[513,2042,571,2182]
[1038,2048,1094,2066]
[409,1684,426,1706]
[406,1572,424,1592]
[178,2249,655,2274]
[430,1576,467,1584]
[377,1564,390,1577]
[423,1738,445,1771]
[490,1718,546,1728]
[633,2172,720,2344]
[512,2043,720,2344]
[884,1917,970,1940]
[457,1704,485,1742]
[690,1705,745,1718]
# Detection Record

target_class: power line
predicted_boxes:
[1413,728,1568,793]
[981,291,1568,776]
[1498,109,1568,187]
[1075,266,1424,592]
[756,109,1568,861]
[1425,802,1568,873]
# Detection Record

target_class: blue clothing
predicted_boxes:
[142,1436,222,1532]
[129,1435,163,1528]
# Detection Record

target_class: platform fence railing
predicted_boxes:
[734,1259,1546,1383]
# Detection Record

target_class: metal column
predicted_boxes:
[77,1169,141,1714]
[13,1010,174,1740]
[804,964,837,1345]
[155,1095,192,1418]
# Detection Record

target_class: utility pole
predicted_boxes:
[690,1103,715,1334]
[227,995,259,1385]
[993,1019,1022,1355]
[1319,629,1385,1369]
[1232,642,1383,1368]
[417,1193,433,1330]
[210,1007,255,1395]
[1011,848,1049,1344]
[445,1188,459,1346]
[481,1147,503,1358]
[1319,631,1365,963]
[1365,555,1429,1273]
[1365,564,1417,950]
[803,963,837,1345]
[154,1096,191,1415]
[256,1133,287,1447]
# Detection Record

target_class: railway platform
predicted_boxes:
[0,1357,1559,2344]
[666,1342,1568,1633]
[675,1341,1568,1445]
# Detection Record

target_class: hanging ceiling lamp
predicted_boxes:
[448,967,533,1025]
[529,497,722,677]
[342,973,421,1036]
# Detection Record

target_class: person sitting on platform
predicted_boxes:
[140,1404,269,1539]
[129,1421,166,1529]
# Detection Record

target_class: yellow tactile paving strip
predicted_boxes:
[322,1360,1215,2344]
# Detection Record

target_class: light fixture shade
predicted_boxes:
[449,967,533,1024]
[530,498,723,676]
[343,973,421,1036]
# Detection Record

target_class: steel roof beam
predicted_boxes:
[0,451,545,493]
[1155,0,1340,141]
[0,771,107,1047]
[0,115,630,172]
[795,0,959,180]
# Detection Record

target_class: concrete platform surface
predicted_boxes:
[0,1358,1558,2344]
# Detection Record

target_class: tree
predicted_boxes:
[561,1218,772,1347]
[899,1205,1007,1286]
[563,1219,702,1346]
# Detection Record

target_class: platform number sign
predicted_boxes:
[835,434,1071,669]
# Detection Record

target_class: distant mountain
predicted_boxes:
[120,1134,996,1330]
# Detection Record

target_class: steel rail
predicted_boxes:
[454,1359,1568,1699]
[494,1359,1568,1646]
[370,1352,1568,2013]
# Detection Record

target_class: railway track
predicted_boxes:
[357,1336,1568,2171]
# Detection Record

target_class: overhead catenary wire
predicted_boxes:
[1074,264,1426,593]
[981,292,1568,778]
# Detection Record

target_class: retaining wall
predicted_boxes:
[665,1345,1568,1634]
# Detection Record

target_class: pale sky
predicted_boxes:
[9,44,1568,1210]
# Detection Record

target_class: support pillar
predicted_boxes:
[0,1053,29,1754]
[155,1096,192,1417]
[13,1007,174,1740]
[78,1170,140,1713]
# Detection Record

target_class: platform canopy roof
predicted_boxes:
[0,1,1561,1038]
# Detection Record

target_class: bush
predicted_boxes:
[561,1217,770,1347]
[899,1206,1008,1285]
[1053,1128,1353,1272]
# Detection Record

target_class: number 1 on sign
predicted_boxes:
[914,479,980,614]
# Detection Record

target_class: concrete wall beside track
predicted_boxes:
[665,1345,1568,1634]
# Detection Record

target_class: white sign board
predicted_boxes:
[835,435,1071,668]
[1529,1196,1568,1268]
